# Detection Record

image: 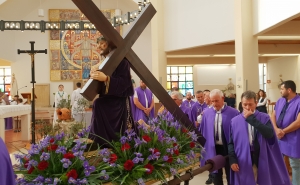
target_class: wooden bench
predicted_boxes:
[35,111,53,123]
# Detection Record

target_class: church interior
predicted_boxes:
[0,0,299,184]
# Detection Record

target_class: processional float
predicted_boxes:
[73,0,226,184]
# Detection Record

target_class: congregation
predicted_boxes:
[131,79,298,185]
[0,38,298,185]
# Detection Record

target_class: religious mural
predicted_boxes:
[49,9,121,81]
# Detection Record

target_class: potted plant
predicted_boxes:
[56,95,72,121]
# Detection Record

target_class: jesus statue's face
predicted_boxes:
[98,40,108,55]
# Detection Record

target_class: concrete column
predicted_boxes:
[151,0,167,102]
[234,0,259,102]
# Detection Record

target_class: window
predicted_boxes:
[0,67,11,96]
[167,66,193,96]
[258,63,267,91]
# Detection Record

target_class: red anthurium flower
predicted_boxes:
[49,138,55,143]
[174,149,179,156]
[37,161,49,171]
[24,161,28,168]
[66,169,78,180]
[182,128,188,133]
[142,135,151,142]
[121,143,131,151]
[144,163,154,174]
[190,142,195,148]
[63,152,75,159]
[110,154,118,164]
[23,157,29,168]
[27,166,34,174]
[47,144,58,151]
[154,148,160,156]
[124,160,134,171]
[167,155,173,163]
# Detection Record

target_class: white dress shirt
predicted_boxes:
[214,105,225,145]
[248,123,255,146]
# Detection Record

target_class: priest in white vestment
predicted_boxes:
[54,84,68,123]
[71,82,84,119]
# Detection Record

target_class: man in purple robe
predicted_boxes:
[133,80,154,123]
[201,90,214,185]
[182,92,195,109]
[165,91,192,121]
[191,90,207,128]
[271,80,300,185]
[89,36,135,148]
[229,90,291,185]
[199,89,239,185]
[0,137,16,185]
[198,90,213,125]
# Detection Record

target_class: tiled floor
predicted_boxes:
[5,129,28,154]
[151,171,228,185]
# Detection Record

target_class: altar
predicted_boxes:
[0,105,31,142]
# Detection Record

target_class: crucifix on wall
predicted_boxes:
[72,0,205,146]
[18,41,47,144]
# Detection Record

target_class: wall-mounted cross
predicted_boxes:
[18,41,47,144]
[72,0,205,146]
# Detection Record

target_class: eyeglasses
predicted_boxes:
[172,98,178,101]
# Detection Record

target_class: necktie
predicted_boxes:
[216,113,220,141]
[248,124,255,151]
[277,102,289,127]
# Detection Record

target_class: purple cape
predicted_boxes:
[199,106,239,167]
[275,95,300,158]
[0,137,16,185]
[133,87,154,122]
[165,105,192,122]
[89,58,134,147]
[191,102,207,125]
[181,100,195,109]
[230,111,291,185]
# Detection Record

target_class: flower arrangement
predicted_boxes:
[98,115,202,185]
[14,127,113,185]
[14,113,202,185]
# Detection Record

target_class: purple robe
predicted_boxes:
[275,95,300,158]
[181,100,195,109]
[133,87,154,122]
[89,58,134,147]
[0,137,16,185]
[230,112,291,185]
[165,105,192,122]
[191,102,207,126]
[199,106,239,167]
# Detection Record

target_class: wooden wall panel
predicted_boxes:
[35,84,50,107]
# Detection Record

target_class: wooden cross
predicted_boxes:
[18,41,47,144]
[72,0,206,146]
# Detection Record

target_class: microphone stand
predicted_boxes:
[17,86,27,97]
[15,86,27,132]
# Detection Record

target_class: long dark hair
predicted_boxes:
[257,89,266,98]
[97,36,117,57]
